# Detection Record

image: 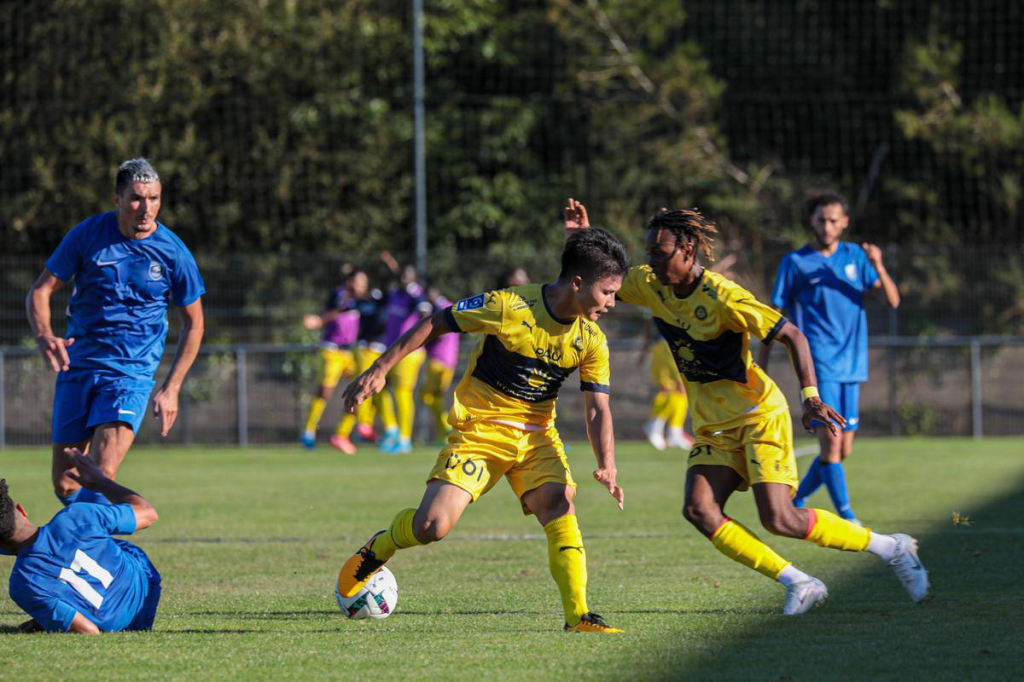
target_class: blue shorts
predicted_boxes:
[815,381,860,432]
[116,539,162,631]
[52,370,154,443]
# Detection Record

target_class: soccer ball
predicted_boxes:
[335,567,399,620]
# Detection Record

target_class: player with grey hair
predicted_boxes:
[26,158,206,505]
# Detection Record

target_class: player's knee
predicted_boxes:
[758,507,803,538]
[413,516,451,544]
[682,501,717,534]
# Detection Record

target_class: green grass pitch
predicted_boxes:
[1,438,1022,680]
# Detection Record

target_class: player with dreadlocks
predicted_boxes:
[563,199,929,615]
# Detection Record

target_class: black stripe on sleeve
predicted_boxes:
[443,306,465,334]
[580,381,610,394]
[763,316,787,345]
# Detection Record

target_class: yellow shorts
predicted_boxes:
[317,348,357,388]
[355,345,383,373]
[650,341,683,391]
[423,359,455,396]
[389,348,426,391]
[426,420,576,515]
[688,409,798,492]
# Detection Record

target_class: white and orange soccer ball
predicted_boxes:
[334,567,399,620]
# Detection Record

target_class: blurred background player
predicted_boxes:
[26,158,205,506]
[300,267,365,453]
[379,251,433,454]
[337,229,629,633]
[639,318,693,451]
[421,285,459,443]
[566,199,927,614]
[496,266,530,289]
[342,273,397,448]
[2,454,160,633]
[761,192,900,524]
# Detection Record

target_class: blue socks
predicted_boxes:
[57,488,111,506]
[819,461,856,520]
[793,458,824,508]
[795,458,857,520]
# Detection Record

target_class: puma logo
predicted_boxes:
[559,545,584,554]
[522,320,535,332]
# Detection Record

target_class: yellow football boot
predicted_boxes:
[337,530,389,598]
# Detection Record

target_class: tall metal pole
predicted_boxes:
[412,0,427,276]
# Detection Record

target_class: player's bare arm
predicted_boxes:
[756,305,786,372]
[583,391,624,510]
[152,298,205,437]
[65,450,159,530]
[770,321,846,436]
[862,242,900,309]
[342,309,450,413]
[68,612,102,635]
[26,269,74,372]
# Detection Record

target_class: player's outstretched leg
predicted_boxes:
[337,481,469,598]
[754,484,930,603]
[524,483,623,633]
[684,466,828,615]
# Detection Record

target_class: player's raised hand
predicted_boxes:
[65,450,107,489]
[302,313,323,331]
[801,397,846,436]
[861,242,883,267]
[342,365,388,413]
[564,198,590,236]
[35,334,74,372]
[593,467,624,510]
[152,385,180,437]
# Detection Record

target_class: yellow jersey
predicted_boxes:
[443,284,611,428]
[618,266,789,433]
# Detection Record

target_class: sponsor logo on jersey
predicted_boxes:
[456,294,485,311]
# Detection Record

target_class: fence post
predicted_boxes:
[970,340,982,439]
[180,382,192,446]
[236,347,248,447]
[888,341,899,437]
[0,350,5,450]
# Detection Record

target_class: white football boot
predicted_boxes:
[782,577,829,615]
[644,420,667,451]
[887,533,930,602]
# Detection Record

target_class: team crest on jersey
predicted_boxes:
[694,305,708,321]
[456,294,485,311]
[845,263,857,281]
[148,262,165,281]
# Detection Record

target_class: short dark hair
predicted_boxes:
[559,228,630,282]
[0,479,15,543]
[646,209,718,262]
[114,158,160,195]
[806,191,848,221]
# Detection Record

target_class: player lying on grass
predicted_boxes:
[565,199,928,614]
[338,229,629,633]
[1,453,161,633]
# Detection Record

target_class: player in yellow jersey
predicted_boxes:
[565,199,929,615]
[337,229,630,633]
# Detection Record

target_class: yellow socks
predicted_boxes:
[803,508,870,552]
[711,518,790,580]
[394,387,416,440]
[336,414,356,438]
[421,391,450,435]
[668,392,688,428]
[650,391,673,421]
[304,397,327,434]
[544,515,589,626]
[370,508,422,561]
[377,391,398,432]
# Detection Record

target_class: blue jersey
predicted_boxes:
[45,211,205,379]
[770,243,879,382]
[8,504,157,632]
